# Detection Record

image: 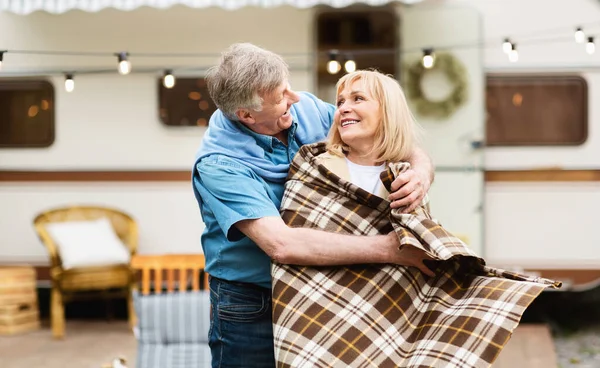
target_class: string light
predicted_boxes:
[502,38,512,54]
[344,55,356,73]
[575,27,585,44]
[586,37,595,55]
[509,43,518,62]
[163,69,175,88]
[0,22,597,80]
[64,74,75,92]
[326,50,341,75]
[116,52,131,75]
[422,48,435,69]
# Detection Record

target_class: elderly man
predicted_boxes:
[192,43,435,367]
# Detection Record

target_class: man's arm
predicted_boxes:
[236,216,435,276]
[196,155,434,276]
[409,146,435,184]
[388,146,435,212]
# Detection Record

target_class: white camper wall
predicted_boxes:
[2,0,600,269]
[400,0,600,268]
[0,6,314,169]
[0,6,314,263]
[460,0,600,268]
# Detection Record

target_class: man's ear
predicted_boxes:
[235,109,255,125]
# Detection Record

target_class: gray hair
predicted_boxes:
[206,43,290,120]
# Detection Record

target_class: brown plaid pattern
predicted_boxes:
[272,142,561,368]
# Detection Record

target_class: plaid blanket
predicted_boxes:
[272,142,561,368]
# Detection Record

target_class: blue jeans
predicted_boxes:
[208,276,275,368]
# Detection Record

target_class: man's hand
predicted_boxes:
[388,168,431,213]
[387,233,436,277]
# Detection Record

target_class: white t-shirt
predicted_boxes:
[345,158,387,195]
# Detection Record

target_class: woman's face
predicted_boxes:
[334,79,381,150]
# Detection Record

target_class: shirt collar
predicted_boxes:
[235,120,298,152]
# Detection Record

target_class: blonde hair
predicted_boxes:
[206,43,289,120]
[326,70,421,163]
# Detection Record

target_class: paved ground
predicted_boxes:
[3,285,599,368]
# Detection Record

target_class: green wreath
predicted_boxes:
[405,53,468,119]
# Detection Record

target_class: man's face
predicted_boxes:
[237,82,300,137]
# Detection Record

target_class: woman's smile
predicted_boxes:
[341,118,360,128]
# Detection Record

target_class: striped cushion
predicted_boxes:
[137,344,211,368]
[134,291,211,368]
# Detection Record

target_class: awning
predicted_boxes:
[0,0,422,15]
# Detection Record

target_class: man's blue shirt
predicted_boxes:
[193,92,335,288]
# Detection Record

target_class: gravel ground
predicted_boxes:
[555,326,600,368]
[524,286,600,368]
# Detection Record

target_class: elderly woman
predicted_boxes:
[271,70,560,368]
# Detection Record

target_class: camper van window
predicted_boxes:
[486,75,587,146]
[0,80,55,148]
[315,7,398,103]
[158,77,216,127]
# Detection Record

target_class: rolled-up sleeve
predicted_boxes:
[194,156,281,242]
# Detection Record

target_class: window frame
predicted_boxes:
[485,73,588,147]
[314,5,400,101]
[0,79,55,148]
[157,76,216,127]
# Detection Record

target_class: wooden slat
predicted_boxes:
[2,169,600,183]
[0,300,37,314]
[0,168,600,182]
[141,269,150,296]
[0,308,38,325]
[154,269,162,295]
[0,319,40,335]
[0,292,37,308]
[167,269,174,293]
[130,254,207,295]
[179,268,186,292]
[0,170,190,182]
[192,269,199,291]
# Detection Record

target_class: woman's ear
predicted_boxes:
[235,109,255,125]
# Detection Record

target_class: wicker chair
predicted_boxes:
[33,205,138,339]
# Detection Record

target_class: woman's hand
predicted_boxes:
[388,168,431,213]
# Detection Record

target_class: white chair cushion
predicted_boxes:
[44,217,131,270]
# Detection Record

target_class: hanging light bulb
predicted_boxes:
[64,74,75,92]
[0,51,4,71]
[344,55,356,73]
[502,38,512,54]
[117,52,131,75]
[422,48,435,69]
[575,27,585,44]
[586,37,595,55]
[163,69,175,88]
[509,43,518,62]
[326,51,341,75]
